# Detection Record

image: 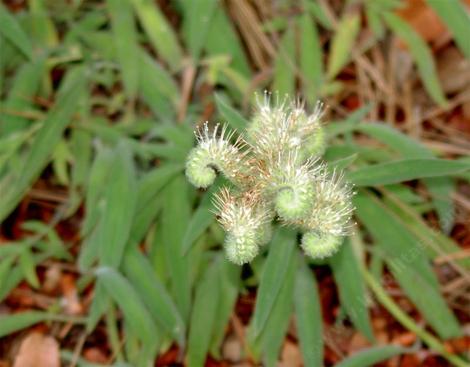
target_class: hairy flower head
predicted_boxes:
[185,93,355,264]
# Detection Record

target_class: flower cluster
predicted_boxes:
[185,93,354,265]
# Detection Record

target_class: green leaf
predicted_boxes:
[335,345,406,367]
[248,227,297,340]
[161,175,192,321]
[349,158,469,186]
[330,239,374,340]
[252,250,298,366]
[131,163,183,243]
[122,246,185,345]
[0,311,47,337]
[355,192,462,339]
[1,59,45,135]
[209,261,240,358]
[327,14,360,79]
[427,0,470,59]
[19,248,39,288]
[299,9,323,100]
[182,0,218,61]
[187,258,221,367]
[272,27,296,96]
[383,12,447,106]
[205,7,251,77]
[0,3,33,59]
[130,0,183,71]
[355,123,455,233]
[107,0,139,98]
[137,53,176,121]
[294,261,323,367]
[215,93,249,133]
[0,67,86,223]
[97,142,136,268]
[97,267,160,347]
[86,280,110,333]
[181,182,222,255]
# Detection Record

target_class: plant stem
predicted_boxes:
[362,268,469,367]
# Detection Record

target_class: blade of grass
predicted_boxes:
[0,67,86,223]
[355,122,455,233]
[349,158,469,186]
[272,26,296,96]
[97,141,136,268]
[205,7,251,77]
[122,246,185,346]
[181,0,218,62]
[294,261,323,367]
[97,267,160,348]
[161,175,192,321]
[187,258,221,367]
[355,192,462,339]
[383,12,447,106]
[327,13,360,79]
[427,0,470,59]
[130,0,183,71]
[0,3,33,59]
[248,227,297,340]
[209,261,240,358]
[330,239,374,340]
[1,59,45,135]
[299,7,323,100]
[107,0,139,99]
[335,345,406,367]
[214,93,249,133]
[251,250,298,366]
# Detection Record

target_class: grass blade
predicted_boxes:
[97,267,160,347]
[272,26,296,96]
[209,261,240,358]
[383,12,447,106]
[0,67,86,223]
[0,3,33,59]
[299,8,323,100]
[215,93,249,133]
[130,0,183,71]
[107,0,139,99]
[182,0,218,61]
[349,158,469,186]
[294,261,323,367]
[187,258,221,367]
[335,345,405,367]
[330,239,374,340]
[248,227,297,340]
[251,250,298,366]
[355,192,462,339]
[161,175,192,321]
[327,14,360,79]
[427,0,470,59]
[122,246,185,346]
[97,142,136,268]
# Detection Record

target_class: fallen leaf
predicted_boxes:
[13,333,60,367]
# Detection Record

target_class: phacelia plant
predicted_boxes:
[186,93,354,265]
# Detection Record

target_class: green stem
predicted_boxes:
[362,268,469,367]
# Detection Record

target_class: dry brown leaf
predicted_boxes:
[13,333,60,367]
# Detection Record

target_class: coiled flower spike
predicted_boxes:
[185,123,251,189]
[213,188,272,265]
[185,92,355,264]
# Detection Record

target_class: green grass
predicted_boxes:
[0,1,469,366]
